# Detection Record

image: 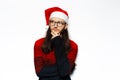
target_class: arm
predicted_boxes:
[67,40,78,74]
[37,64,58,77]
[51,36,70,77]
[34,40,58,77]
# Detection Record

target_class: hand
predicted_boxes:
[51,30,60,39]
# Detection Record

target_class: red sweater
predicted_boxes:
[34,38,78,76]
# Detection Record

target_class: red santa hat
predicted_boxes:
[45,7,69,25]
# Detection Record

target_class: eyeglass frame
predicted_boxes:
[49,20,66,27]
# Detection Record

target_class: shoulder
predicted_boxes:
[34,38,45,46]
[69,40,78,50]
[67,40,78,59]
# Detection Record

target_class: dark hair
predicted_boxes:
[41,27,71,54]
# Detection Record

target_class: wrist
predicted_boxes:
[51,36,63,47]
[51,35,60,39]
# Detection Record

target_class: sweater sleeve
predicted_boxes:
[34,41,43,76]
[34,40,58,77]
[51,36,70,77]
[67,41,78,74]
[37,64,58,77]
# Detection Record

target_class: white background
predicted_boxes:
[0,0,120,80]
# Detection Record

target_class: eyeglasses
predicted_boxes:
[49,20,66,27]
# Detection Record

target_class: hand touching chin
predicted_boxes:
[51,30,60,39]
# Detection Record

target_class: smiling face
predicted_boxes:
[49,17,67,34]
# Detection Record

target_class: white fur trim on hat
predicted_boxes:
[50,11,68,24]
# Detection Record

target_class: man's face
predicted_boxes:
[49,17,67,34]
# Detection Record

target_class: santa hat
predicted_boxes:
[45,7,69,25]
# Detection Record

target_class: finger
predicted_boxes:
[51,31,56,36]
[52,30,57,35]
[51,31,58,36]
